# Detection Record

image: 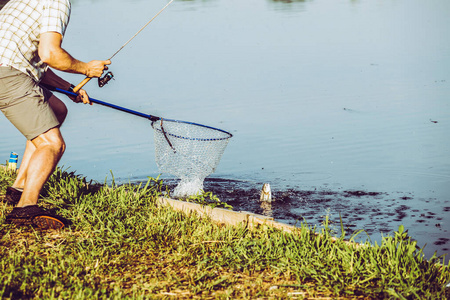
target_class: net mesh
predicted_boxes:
[152,119,232,197]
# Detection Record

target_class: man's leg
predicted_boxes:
[11,94,68,193]
[11,140,35,191]
[16,127,65,207]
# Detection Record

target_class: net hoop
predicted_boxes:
[151,118,233,141]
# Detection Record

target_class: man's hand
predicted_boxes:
[85,60,111,78]
[70,89,91,105]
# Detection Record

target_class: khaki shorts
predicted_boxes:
[0,66,59,140]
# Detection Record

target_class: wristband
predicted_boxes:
[68,84,76,93]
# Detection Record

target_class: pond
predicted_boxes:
[1,0,449,258]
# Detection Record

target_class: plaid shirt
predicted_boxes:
[0,0,71,82]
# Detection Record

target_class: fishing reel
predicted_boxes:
[98,71,114,88]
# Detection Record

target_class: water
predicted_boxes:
[1,0,449,258]
[173,177,205,198]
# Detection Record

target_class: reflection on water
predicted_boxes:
[1,0,449,258]
[267,0,309,12]
[270,0,308,2]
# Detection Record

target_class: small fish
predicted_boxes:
[430,119,438,123]
[260,183,272,202]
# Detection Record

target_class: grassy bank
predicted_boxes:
[0,167,449,299]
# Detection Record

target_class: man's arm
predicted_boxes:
[40,68,71,90]
[40,68,92,105]
[39,32,110,78]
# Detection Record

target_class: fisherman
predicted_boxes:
[0,0,110,229]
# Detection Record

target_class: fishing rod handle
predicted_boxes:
[72,77,92,93]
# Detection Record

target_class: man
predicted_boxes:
[0,0,110,229]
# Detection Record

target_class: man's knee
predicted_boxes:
[32,127,66,155]
[57,139,66,155]
[49,134,66,155]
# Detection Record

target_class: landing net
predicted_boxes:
[151,119,232,197]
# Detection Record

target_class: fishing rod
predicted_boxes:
[72,0,174,93]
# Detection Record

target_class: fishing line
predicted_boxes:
[108,0,174,61]
[73,0,174,92]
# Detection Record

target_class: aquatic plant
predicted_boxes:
[184,190,233,209]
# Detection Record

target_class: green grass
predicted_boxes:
[0,167,449,299]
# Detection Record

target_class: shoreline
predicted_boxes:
[1,166,449,298]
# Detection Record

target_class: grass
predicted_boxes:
[0,167,449,299]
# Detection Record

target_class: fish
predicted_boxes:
[260,183,272,202]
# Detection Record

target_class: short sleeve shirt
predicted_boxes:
[0,0,71,82]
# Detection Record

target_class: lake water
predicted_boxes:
[1,0,449,258]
